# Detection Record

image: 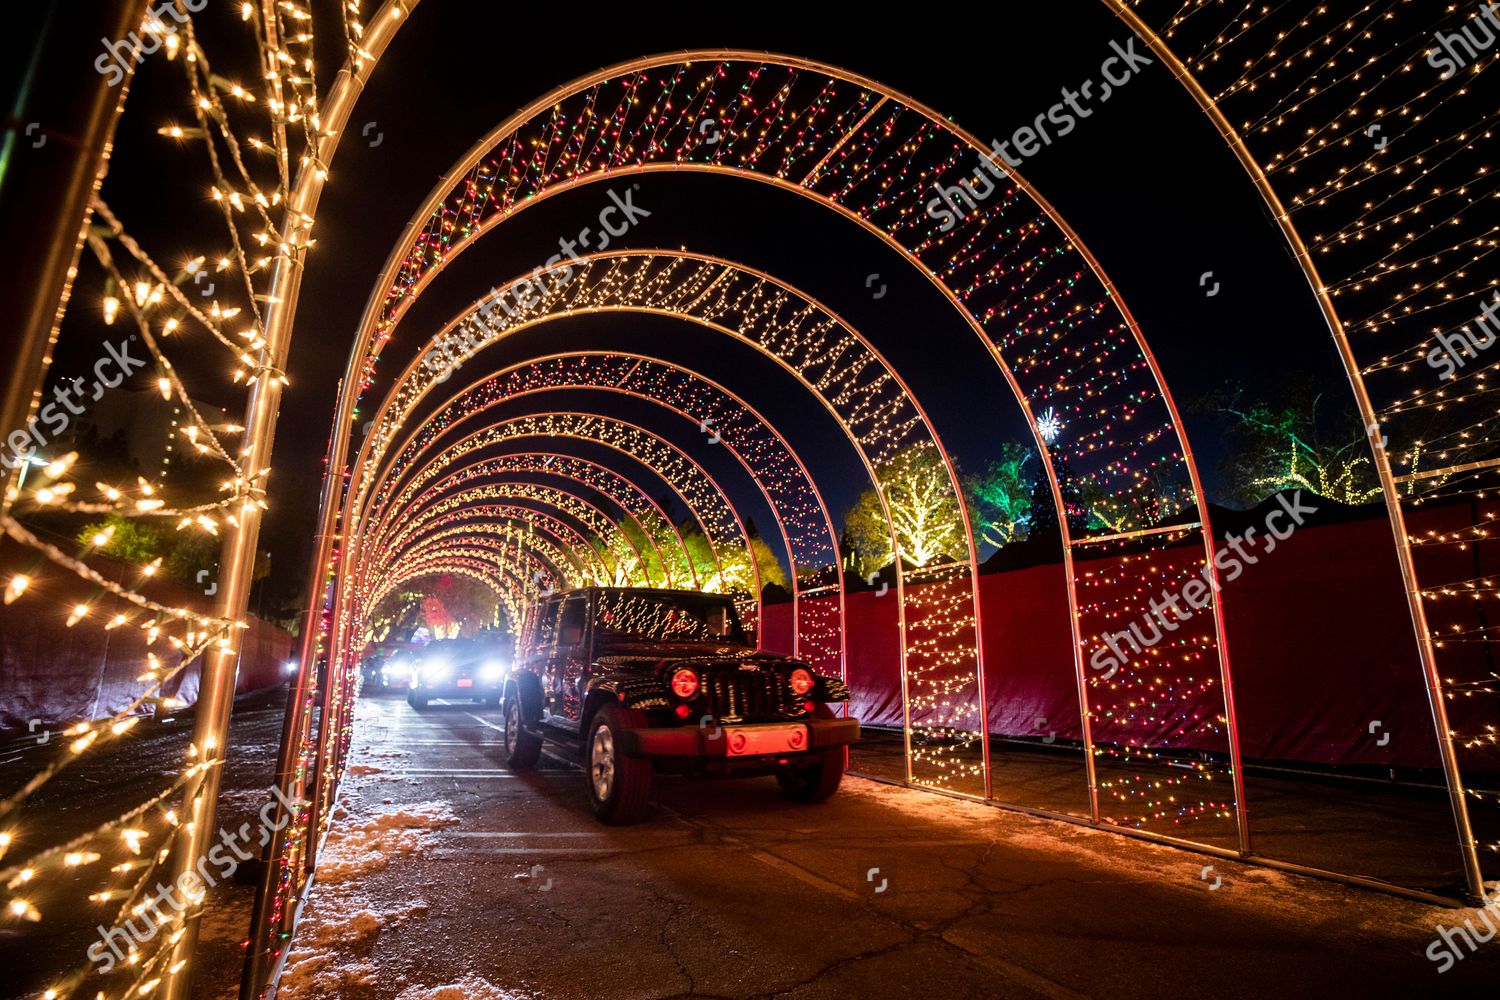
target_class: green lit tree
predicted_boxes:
[680,528,787,594]
[963,443,1034,548]
[1210,380,1381,507]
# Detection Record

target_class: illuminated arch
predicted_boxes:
[359,412,753,602]
[379,520,577,593]
[1099,2,1492,894]
[359,352,855,670]
[346,253,996,781]
[373,453,686,588]
[380,502,611,585]
[321,52,1237,815]
[376,479,654,588]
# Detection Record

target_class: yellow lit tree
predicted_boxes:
[845,444,967,570]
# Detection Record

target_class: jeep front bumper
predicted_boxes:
[615,717,860,757]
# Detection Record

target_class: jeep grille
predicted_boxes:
[703,671,797,723]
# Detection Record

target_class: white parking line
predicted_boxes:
[429,847,621,857]
[442,831,611,838]
[394,769,575,777]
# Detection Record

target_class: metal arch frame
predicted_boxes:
[371,549,541,627]
[363,421,725,583]
[368,479,650,591]
[367,454,682,589]
[340,250,989,786]
[369,540,554,614]
[331,412,763,682]
[380,502,610,587]
[370,496,622,587]
[365,384,818,654]
[345,483,654,682]
[313,55,1237,812]
[372,528,570,603]
[358,354,845,667]
[372,533,563,620]
[376,518,578,592]
[369,473,681,581]
[363,350,833,599]
[1101,1,1484,900]
[377,451,694,589]
[359,416,738,593]
[367,411,716,591]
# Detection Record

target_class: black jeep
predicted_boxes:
[500,587,859,823]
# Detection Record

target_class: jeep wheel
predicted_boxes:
[407,691,428,710]
[776,746,846,803]
[586,704,652,824]
[502,696,543,770]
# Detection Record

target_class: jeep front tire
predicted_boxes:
[502,694,543,769]
[586,703,652,824]
[776,746,846,803]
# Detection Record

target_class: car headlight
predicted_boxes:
[480,660,505,682]
[670,668,700,699]
[788,668,814,696]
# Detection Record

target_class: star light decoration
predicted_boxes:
[1037,407,1063,444]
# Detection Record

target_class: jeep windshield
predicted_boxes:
[593,591,747,647]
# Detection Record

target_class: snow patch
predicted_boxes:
[394,975,533,1000]
[313,801,458,884]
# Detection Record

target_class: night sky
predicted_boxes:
[30,1,1356,609]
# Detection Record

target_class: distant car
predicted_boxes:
[500,587,859,823]
[407,638,506,708]
[361,652,415,692]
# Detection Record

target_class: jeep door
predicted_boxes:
[524,596,561,717]
[550,593,591,728]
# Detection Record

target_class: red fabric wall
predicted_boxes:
[1,541,293,730]
[761,502,1500,770]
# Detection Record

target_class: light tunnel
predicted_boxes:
[313,50,1240,849]
[8,10,1500,997]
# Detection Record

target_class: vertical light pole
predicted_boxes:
[160,4,421,998]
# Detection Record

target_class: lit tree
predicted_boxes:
[680,528,788,594]
[1209,380,1382,507]
[366,587,428,643]
[844,444,967,569]
[963,443,1034,548]
[1025,450,1089,544]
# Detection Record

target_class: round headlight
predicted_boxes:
[789,668,814,696]
[481,660,505,682]
[670,668,700,699]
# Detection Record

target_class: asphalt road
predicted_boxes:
[270,694,1500,1000]
[0,688,287,1000]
